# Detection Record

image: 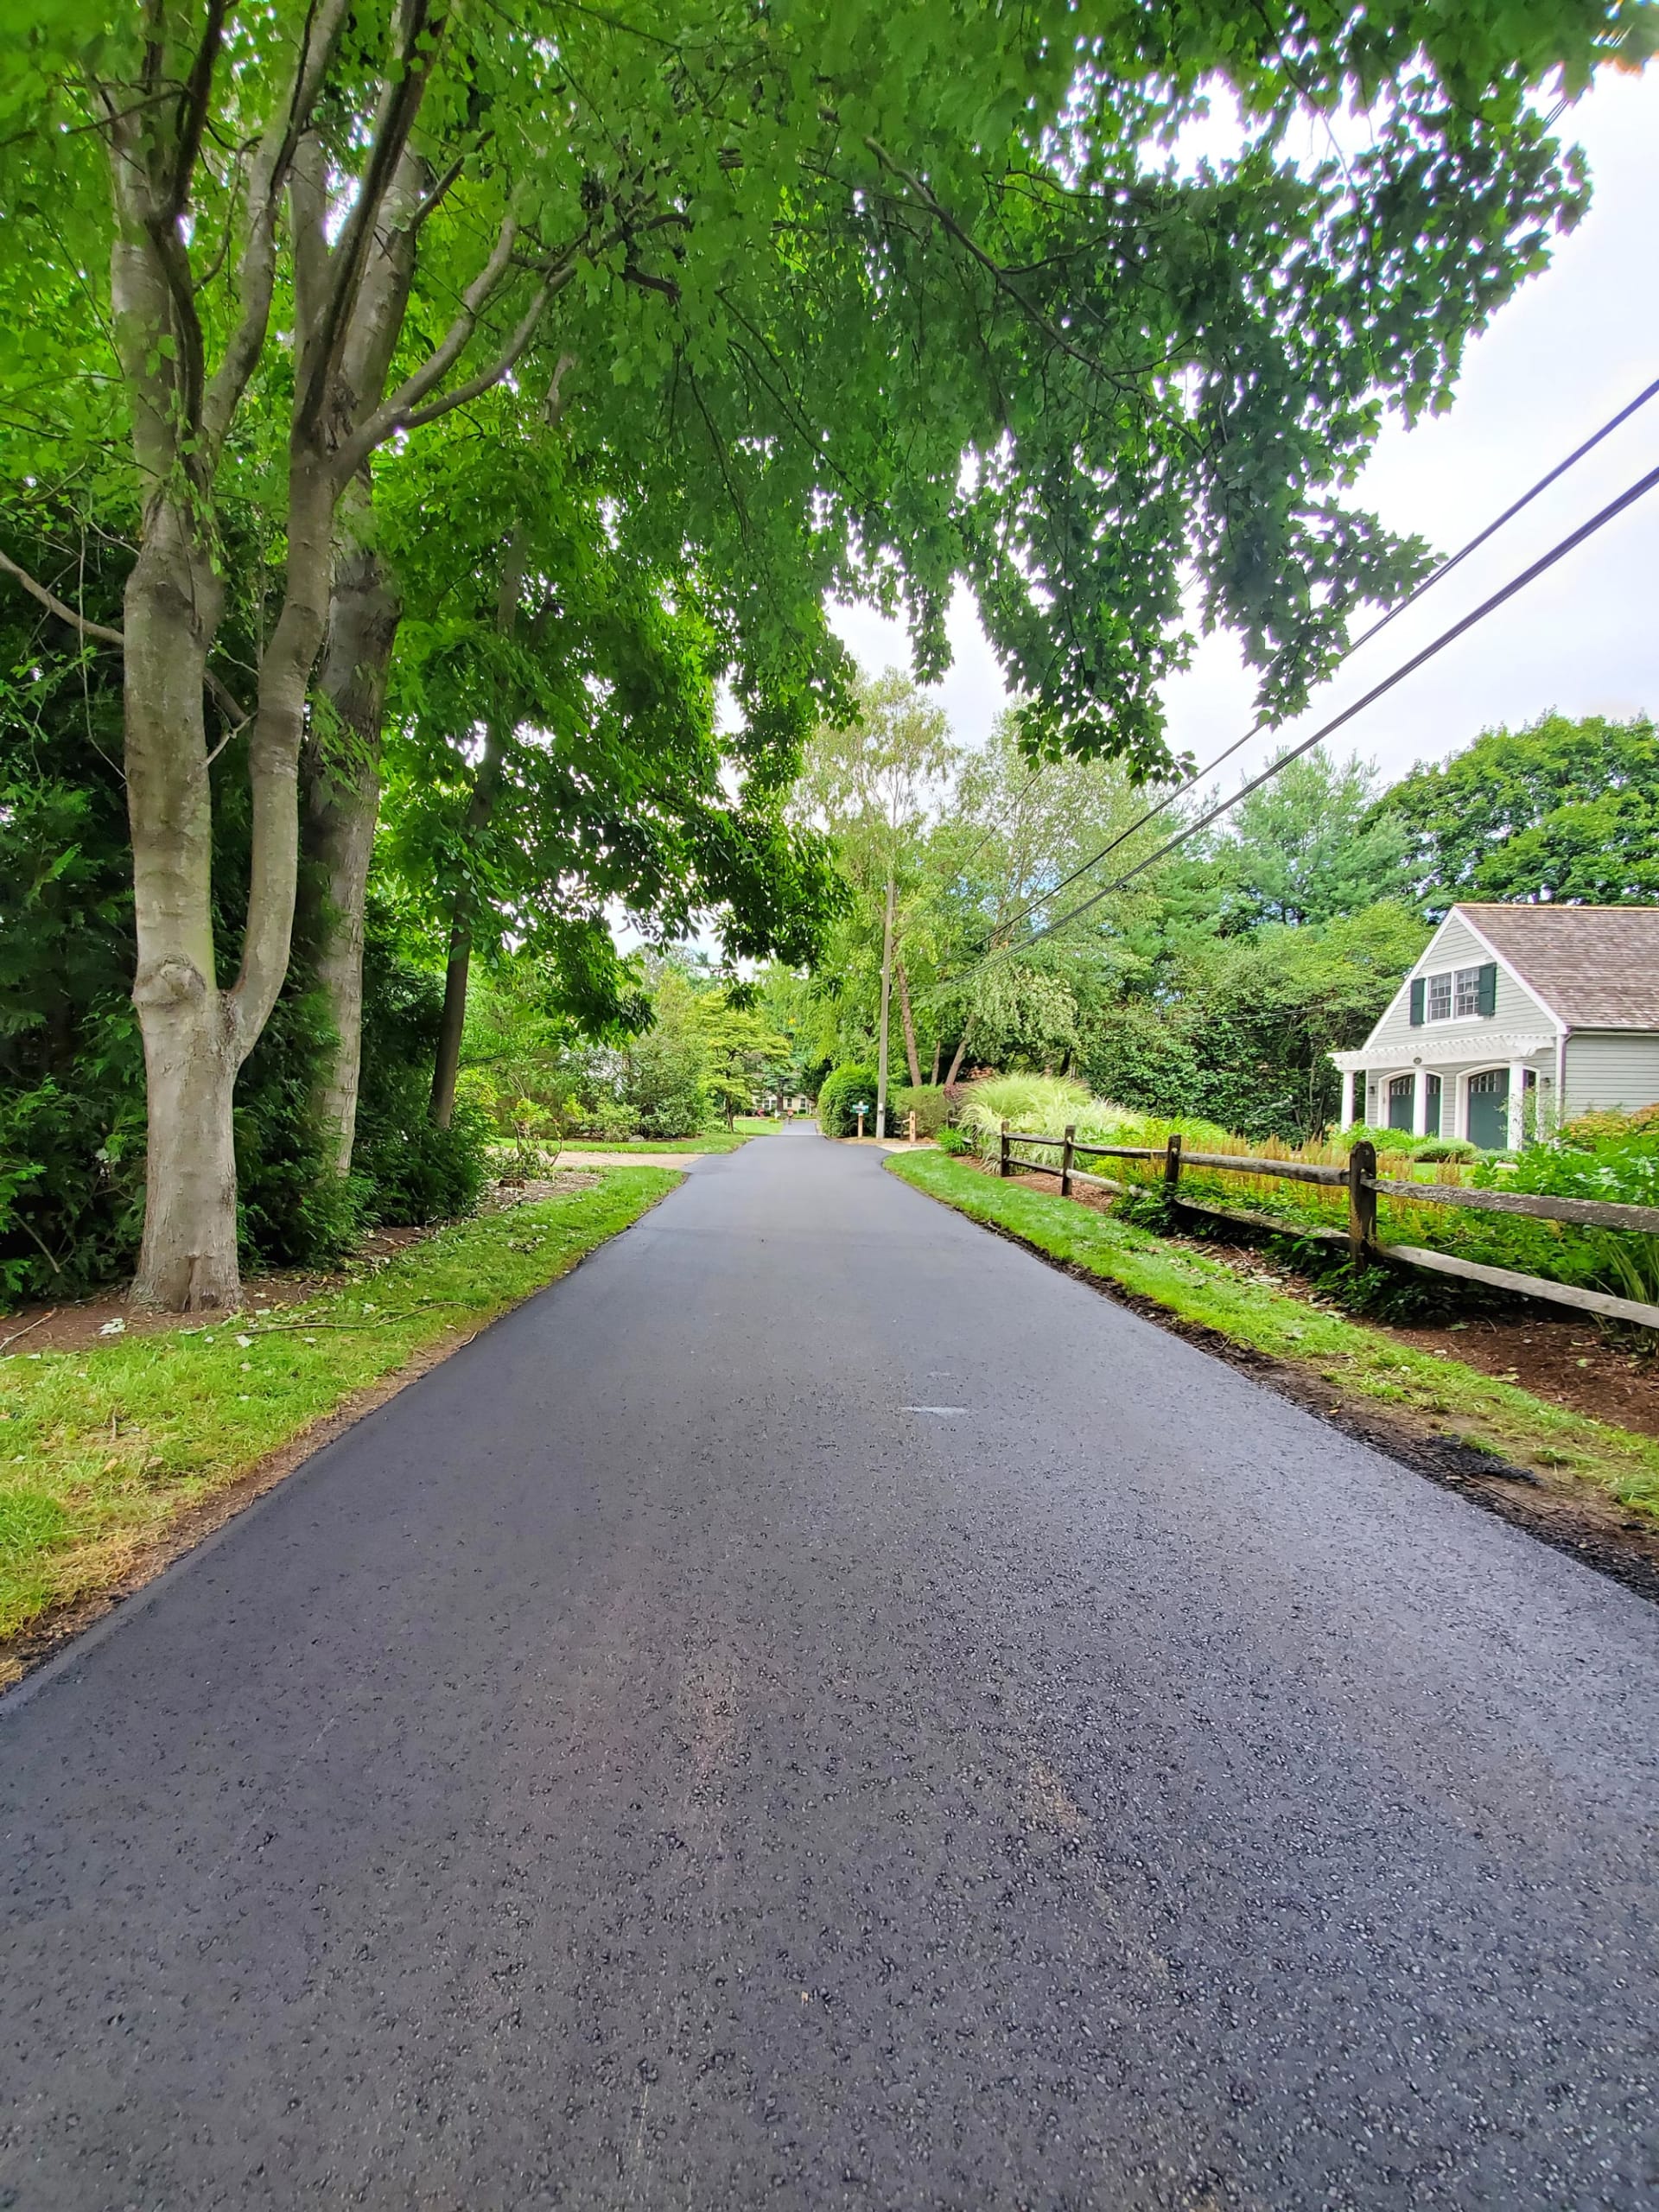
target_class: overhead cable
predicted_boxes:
[958,370,1659,960]
[939,450,1659,992]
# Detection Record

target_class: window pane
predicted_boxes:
[1427,972,1452,1020]
[1454,965,1484,1016]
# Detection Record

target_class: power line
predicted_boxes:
[951,371,1659,964]
[937,450,1659,996]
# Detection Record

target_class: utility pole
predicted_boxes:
[875,864,896,1140]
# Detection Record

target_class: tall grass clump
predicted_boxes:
[955,1075,1095,1154]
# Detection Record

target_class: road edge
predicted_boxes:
[889,1158,1659,1608]
[0,1175,683,1704]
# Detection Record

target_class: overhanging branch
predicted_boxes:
[0,544,250,726]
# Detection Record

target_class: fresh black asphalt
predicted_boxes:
[3,1125,1656,2209]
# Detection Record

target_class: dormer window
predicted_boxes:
[1410,960,1497,1027]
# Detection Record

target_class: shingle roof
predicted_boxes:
[1457,903,1659,1030]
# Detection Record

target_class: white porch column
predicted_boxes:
[1508,1059,1529,1148]
[1339,1067,1356,1130]
[1411,1068,1430,1137]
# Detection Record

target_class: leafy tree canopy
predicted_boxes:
[1206,749,1410,930]
[4,0,1643,773]
[1384,712,1659,912]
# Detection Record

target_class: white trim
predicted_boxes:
[1449,908,1568,1030]
[1331,1031,1554,1074]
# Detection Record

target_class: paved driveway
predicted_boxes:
[3,1125,1656,2208]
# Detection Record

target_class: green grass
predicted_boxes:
[0,1167,678,1658]
[888,1153,1659,1523]
[557,1134,753,1154]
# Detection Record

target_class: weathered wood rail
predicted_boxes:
[994,1121,1659,1331]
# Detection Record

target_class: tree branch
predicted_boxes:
[200,0,352,462]
[299,0,442,435]
[0,545,125,645]
[330,206,524,470]
[862,137,1142,400]
[165,0,232,224]
[0,544,251,726]
[403,152,465,235]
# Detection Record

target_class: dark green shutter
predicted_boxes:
[1408,978,1425,1027]
[1477,962,1497,1016]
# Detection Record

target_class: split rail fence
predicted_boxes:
[995,1120,1659,1332]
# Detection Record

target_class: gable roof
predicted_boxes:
[1454,903,1659,1030]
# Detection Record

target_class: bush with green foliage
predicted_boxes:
[890,1084,951,1137]
[933,1126,973,1157]
[816,1063,879,1137]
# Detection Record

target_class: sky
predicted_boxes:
[828,67,1659,803]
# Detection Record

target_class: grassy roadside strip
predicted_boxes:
[887,1153,1659,1524]
[556,1120,784,1155]
[0,1167,679,1659]
[557,1136,750,1154]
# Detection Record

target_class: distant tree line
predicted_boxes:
[798,688,1659,1144]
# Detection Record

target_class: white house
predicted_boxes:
[1331,903,1659,1149]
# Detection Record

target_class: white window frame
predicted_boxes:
[1425,970,1452,1022]
[1453,964,1485,1019]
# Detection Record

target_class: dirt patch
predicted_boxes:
[1164,1221,1659,1441]
[0,1175,601,1362]
[943,1162,1659,1607]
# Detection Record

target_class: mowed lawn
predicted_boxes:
[0,1167,677,1665]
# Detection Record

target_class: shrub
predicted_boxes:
[817,1063,879,1137]
[891,1084,951,1137]
[357,1103,491,1225]
[1414,1139,1477,1164]
[573,1103,637,1141]
[933,1126,973,1157]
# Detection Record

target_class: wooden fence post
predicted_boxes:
[908,1110,918,1143]
[1348,1138,1377,1263]
[1060,1122,1075,1198]
[1163,1131,1183,1206]
[1000,1119,1011,1177]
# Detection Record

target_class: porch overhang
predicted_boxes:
[1330,1030,1556,1076]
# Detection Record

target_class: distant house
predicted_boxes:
[1331,903,1659,1148]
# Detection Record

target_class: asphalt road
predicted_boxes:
[3,1126,1656,2210]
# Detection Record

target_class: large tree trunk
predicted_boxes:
[300,155,422,1171]
[945,1033,969,1087]
[429,924,474,1132]
[127,457,334,1308]
[125,510,241,1309]
[895,954,923,1088]
[429,534,523,1129]
[304,517,400,1172]
[133,1001,242,1310]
